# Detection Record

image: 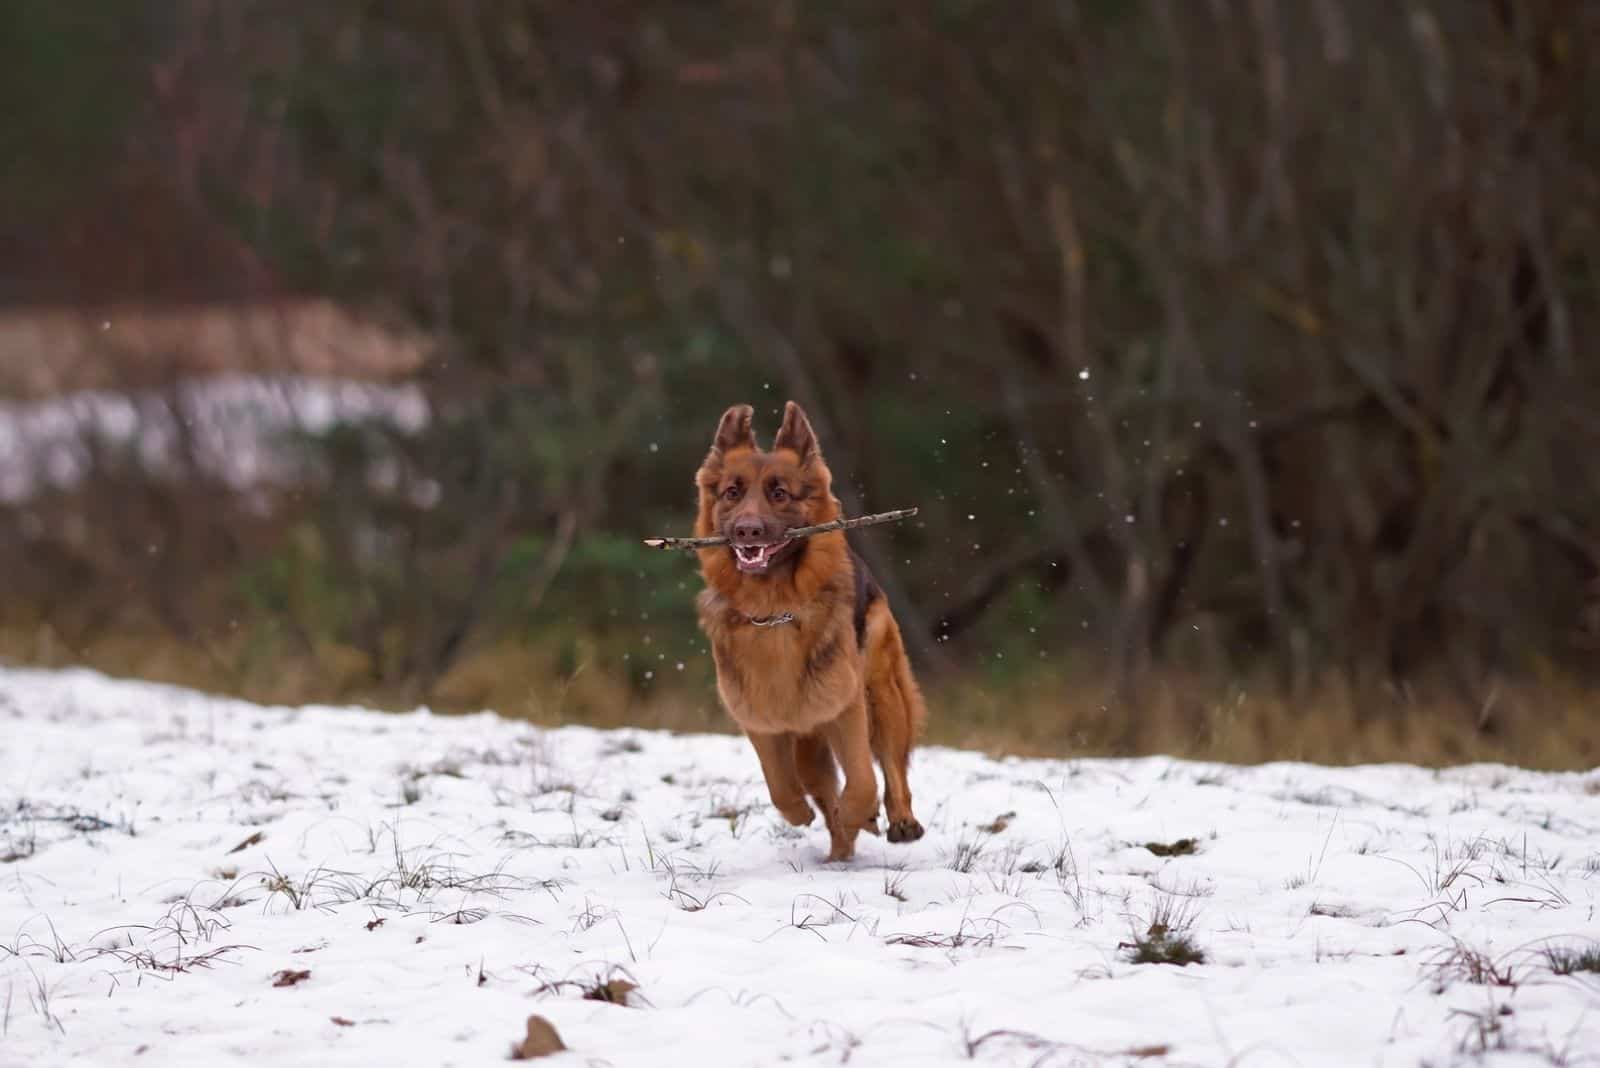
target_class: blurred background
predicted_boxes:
[3,2,1597,767]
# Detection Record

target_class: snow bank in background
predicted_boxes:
[2,668,1597,1067]
[0,375,429,502]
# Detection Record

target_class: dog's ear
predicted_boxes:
[772,401,822,465]
[710,404,756,454]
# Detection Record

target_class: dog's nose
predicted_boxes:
[733,517,768,542]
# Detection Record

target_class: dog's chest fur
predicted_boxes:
[696,576,863,735]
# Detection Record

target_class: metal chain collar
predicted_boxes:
[747,612,797,627]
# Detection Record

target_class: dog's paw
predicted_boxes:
[886,818,924,844]
[825,820,860,863]
[778,801,815,827]
[860,817,881,837]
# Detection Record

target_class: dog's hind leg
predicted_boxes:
[870,694,924,843]
[866,609,926,844]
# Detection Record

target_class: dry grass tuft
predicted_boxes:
[1423,940,1519,993]
[1121,887,1207,967]
[1541,942,1600,976]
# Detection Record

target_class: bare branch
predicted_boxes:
[643,508,919,551]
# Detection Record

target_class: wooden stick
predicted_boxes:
[642,507,919,550]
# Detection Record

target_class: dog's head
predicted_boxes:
[694,401,841,575]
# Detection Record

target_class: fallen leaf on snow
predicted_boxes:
[1125,1045,1171,1059]
[228,831,265,854]
[1143,837,1199,857]
[271,968,312,988]
[585,978,638,1006]
[510,1015,567,1059]
[979,810,1017,834]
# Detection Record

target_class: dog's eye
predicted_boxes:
[722,485,742,501]
[769,486,788,502]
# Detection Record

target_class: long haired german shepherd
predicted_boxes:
[692,401,926,861]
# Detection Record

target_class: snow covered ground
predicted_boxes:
[2,667,1597,1067]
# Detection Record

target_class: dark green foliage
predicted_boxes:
[0,6,155,214]
[5,1,1600,715]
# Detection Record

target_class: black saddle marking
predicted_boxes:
[851,548,882,649]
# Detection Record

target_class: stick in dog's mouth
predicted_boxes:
[642,507,917,552]
[732,540,792,572]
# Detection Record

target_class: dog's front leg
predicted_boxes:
[821,697,880,861]
[745,730,814,827]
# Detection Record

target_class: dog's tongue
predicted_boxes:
[732,543,771,565]
[734,542,782,570]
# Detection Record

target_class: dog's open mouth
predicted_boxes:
[731,540,791,573]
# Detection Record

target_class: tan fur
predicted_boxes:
[692,401,926,861]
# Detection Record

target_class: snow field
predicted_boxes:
[2,668,1597,1067]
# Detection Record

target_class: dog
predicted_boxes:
[692,400,926,861]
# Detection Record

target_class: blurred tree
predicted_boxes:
[3,0,1597,720]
